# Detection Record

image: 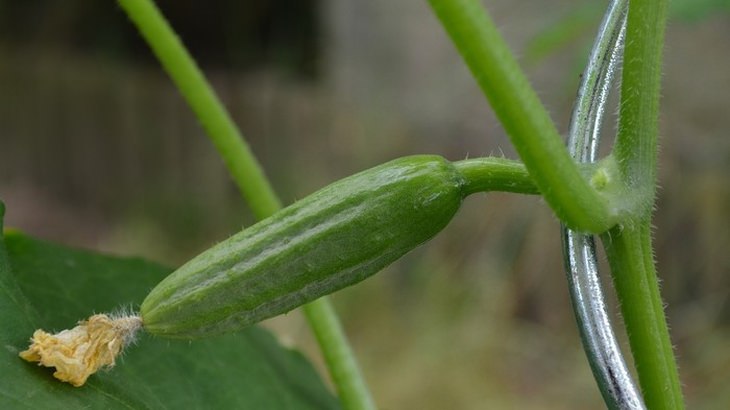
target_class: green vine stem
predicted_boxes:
[454,158,538,196]
[428,0,617,234]
[563,0,647,406]
[602,224,684,409]
[615,0,667,215]
[117,1,375,408]
[117,0,280,221]
[605,0,684,408]
[434,0,683,407]
[304,301,376,410]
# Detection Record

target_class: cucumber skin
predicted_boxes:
[141,155,465,338]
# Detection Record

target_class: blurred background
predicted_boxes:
[1,0,729,408]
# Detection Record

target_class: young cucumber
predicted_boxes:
[141,155,465,338]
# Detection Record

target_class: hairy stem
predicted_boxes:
[429,0,616,233]
[454,158,538,196]
[609,0,683,408]
[615,0,667,211]
[602,224,684,409]
[117,1,375,408]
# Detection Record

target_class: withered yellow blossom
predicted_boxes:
[19,314,142,387]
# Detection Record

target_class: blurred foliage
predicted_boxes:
[526,0,730,65]
[0,0,320,76]
[673,0,730,21]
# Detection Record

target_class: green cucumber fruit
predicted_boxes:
[140,155,465,338]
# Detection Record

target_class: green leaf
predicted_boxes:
[0,213,339,409]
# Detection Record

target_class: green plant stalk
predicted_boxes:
[602,224,684,409]
[300,303,375,409]
[608,0,683,408]
[615,0,667,213]
[454,157,539,196]
[305,300,377,410]
[428,0,616,234]
[117,0,280,220]
[117,1,375,408]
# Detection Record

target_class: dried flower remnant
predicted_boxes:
[19,314,142,387]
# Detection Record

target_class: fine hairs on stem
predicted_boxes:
[562,0,645,409]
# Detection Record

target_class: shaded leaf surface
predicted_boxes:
[0,219,338,409]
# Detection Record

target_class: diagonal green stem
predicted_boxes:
[435,0,683,407]
[117,1,375,408]
[304,300,376,410]
[117,0,280,221]
[428,0,617,234]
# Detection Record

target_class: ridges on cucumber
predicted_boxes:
[140,155,539,338]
